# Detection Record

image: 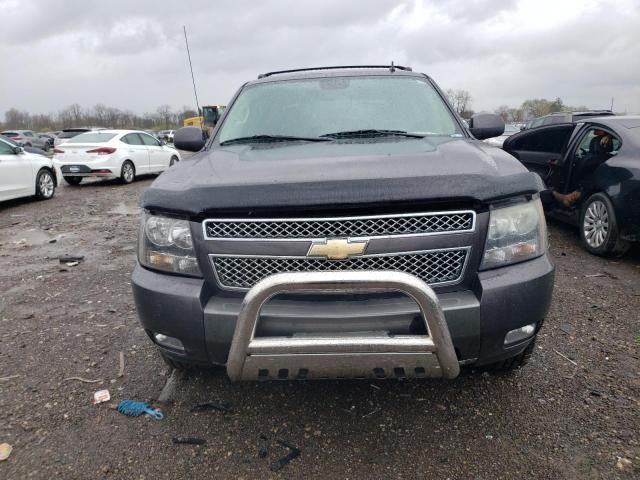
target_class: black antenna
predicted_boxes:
[183,26,201,116]
[390,61,395,72]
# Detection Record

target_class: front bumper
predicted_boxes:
[132,253,555,374]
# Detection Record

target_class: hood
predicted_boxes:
[141,136,544,216]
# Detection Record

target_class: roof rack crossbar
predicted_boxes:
[258,64,413,79]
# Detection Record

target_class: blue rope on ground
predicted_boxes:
[117,400,163,419]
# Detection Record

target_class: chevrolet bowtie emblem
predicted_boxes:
[307,238,369,261]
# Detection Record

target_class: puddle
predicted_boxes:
[108,203,141,216]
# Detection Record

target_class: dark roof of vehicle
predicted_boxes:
[583,115,640,129]
[545,110,614,117]
[250,65,426,85]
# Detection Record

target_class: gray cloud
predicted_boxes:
[1,0,638,117]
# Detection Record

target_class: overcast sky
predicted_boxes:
[1,0,639,118]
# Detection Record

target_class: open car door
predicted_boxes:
[503,124,577,183]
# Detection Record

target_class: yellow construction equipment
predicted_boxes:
[183,105,226,134]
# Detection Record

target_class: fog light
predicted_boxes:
[504,323,536,345]
[154,333,185,351]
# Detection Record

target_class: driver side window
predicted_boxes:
[0,140,16,154]
[574,127,620,162]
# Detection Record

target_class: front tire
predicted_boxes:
[579,193,629,256]
[63,176,83,185]
[120,161,135,184]
[35,169,55,199]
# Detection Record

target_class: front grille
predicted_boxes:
[204,211,475,239]
[211,249,469,290]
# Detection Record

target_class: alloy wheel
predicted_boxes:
[123,163,134,183]
[583,200,609,248]
[39,172,55,198]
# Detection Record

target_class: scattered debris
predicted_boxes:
[58,255,84,263]
[117,351,125,378]
[362,407,381,418]
[191,400,234,414]
[157,369,185,404]
[559,324,575,336]
[616,457,633,471]
[0,375,21,382]
[173,436,206,445]
[63,376,102,384]
[585,271,618,280]
[369,383,381,390]
[117,400,163,419]
[271,439,301,471]
[553,349,578,366]
[93,389,111,404]
[66,261,79,267]
[0,443,12,461]
[485,435,494,440]
[258,448,268,458]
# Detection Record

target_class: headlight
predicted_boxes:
[138,213,201,276]
[480,198,548,270]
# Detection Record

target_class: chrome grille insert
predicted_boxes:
[204,211,475,239]
[211,248,469,291]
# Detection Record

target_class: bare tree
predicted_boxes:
[495,105,510,122]
[156,104,173,129]
[445,89,473,116]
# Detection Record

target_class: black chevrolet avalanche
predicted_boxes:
[132,65,555,381]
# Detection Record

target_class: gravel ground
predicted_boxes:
[0,176,638,479]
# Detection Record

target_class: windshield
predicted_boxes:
[66,132,117,143]
[218,76,462,143]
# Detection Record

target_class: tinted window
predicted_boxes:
[139,133,160,146]
[219,76,462,142]
[67,132,117,143]
[1,132,19,137]
[508,126,574,153]
[121,133,144,145]
[0,139,16,154]
[24,131,35,137]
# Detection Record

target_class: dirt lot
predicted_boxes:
[1,175,639,479]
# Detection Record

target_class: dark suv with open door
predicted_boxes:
[503,116,640,256]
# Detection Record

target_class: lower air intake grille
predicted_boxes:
[211,249,468,290]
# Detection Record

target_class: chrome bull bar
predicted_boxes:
[226,271,460,381]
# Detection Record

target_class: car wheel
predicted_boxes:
[63,176,83,186]
[579,193,629,256]
[35,169,56,199]
[120,161,135,184]
[169,155,179,167]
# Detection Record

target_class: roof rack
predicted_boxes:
[258,63,412,79]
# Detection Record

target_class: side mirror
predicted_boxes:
[469,113,505,140]
[159,138,167,146]
[174,126,206,152]
[13,146,25,154]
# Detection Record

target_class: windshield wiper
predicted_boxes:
[219,134,330,146]
[320,129,426,139]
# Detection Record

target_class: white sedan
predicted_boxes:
[0,135,56,202]
[52,130,181,185]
